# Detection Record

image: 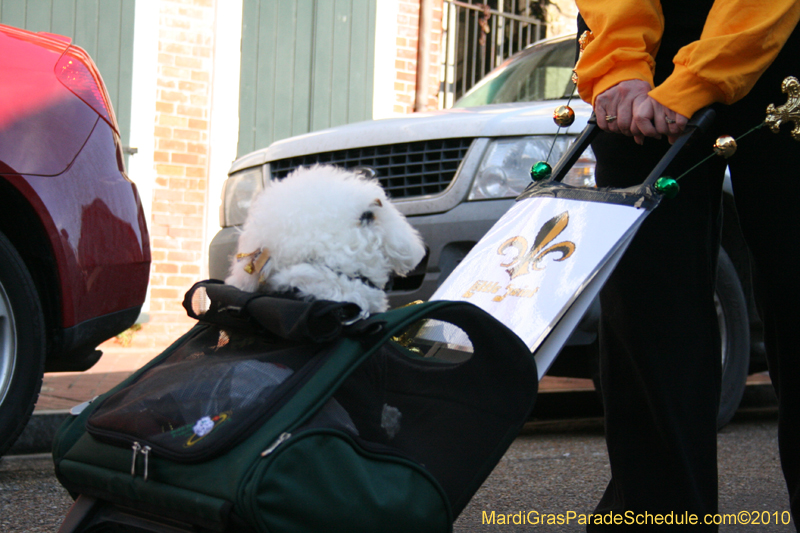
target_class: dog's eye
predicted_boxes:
[360,211,375,224]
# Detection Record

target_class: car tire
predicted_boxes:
[0,230,46,457]
[716,247,750,429]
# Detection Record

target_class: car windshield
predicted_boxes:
[453,38,576,108]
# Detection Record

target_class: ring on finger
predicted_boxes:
[605,115,617,123]
[665,115,677,124]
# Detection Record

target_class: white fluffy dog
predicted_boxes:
[225,165,426,315]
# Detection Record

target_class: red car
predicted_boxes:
[0,24,151,455]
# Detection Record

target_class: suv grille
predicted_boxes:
[269,138,473,199]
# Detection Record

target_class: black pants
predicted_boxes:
[585,16,800,532]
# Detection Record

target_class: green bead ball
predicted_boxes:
[655,177,680,199]
[530,161,552,181]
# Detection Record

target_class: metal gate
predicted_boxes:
[439,0,545,108]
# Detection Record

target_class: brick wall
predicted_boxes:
[103,0,216,354]
[394,0,444,114]
[149,0,215,342]
[426,1,445,110]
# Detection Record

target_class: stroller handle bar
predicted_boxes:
[550,107,717,188]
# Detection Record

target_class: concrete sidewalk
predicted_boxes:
[36,345,162,412]
[9,344,162,455]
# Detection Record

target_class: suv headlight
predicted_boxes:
[468,136,596,200]
[221,166,265,227]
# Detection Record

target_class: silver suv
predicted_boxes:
[209,34,759,427]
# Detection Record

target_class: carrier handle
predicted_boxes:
[641,107,716,188]
[549,107,716,185]
[550,115,599,183]
[360,301,536,378]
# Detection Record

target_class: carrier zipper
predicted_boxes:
[257,429,417,462]
[142,445,152,481]
[130,442,141,476]
[244,428,453,532]
[260,432,291,457]
[130,442,153,481]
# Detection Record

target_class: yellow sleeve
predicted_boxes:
[650,0,800,117]
[574,0,665,107]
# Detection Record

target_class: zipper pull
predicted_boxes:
[261,432,291,457]
[69,396,99,416]
[142,446,152,482]
[131,442,141,477]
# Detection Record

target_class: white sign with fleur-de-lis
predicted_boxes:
[423,195,647,374]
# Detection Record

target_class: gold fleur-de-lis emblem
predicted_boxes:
[765,76,800,141]
[498,212,576,280]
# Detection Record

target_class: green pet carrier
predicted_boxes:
[53,280,538,533]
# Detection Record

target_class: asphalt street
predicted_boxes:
[455,411,793,532]
[0,408,792,533]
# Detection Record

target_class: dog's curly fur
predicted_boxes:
[226,165,426,314]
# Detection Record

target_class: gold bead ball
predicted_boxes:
[713,135,737,158]
[553,105,575,128]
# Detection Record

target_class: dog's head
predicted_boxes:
[225,165,426,313]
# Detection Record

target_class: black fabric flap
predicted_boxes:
[183,280,363,343]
